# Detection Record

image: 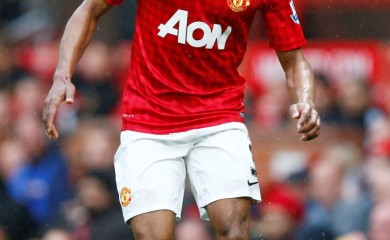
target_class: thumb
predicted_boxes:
[289,104,300,119]
[65,84,75,104]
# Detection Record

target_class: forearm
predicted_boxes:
[55,0,110,80]
[277,49,320,141]
[277,49,315,105]
[286,57,315,105]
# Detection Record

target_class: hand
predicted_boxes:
[289,102,320,141]
[43,78,75,139]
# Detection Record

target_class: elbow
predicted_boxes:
[84,0,112,19]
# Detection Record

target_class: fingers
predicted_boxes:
[297,108,319,133]
[289,104,300,119]
[65,83,75,104]
[300,118,321,141]
[43,95,62,139]
[46,122,59,139]
[290,103,321,141]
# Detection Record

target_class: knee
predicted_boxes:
[208,198,251,240]
[215,228,248,240]
[214,221,249,240]
[131,225,173,240]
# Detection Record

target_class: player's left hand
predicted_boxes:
[289,102,320,141]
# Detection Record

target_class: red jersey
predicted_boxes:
[106,0,306,134]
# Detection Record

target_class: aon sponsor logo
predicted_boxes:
[158,10,232,50]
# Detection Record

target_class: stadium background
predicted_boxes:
[1,0,390,239]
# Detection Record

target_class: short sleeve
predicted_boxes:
[105,0,124,6]
[260,0,306,51]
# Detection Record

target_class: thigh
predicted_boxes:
[114,131,189,222]
[207,198,252,240]
[186,126,261,220]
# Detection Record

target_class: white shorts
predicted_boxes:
[114,122,261,222]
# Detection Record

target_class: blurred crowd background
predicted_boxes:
[1,0,390,240]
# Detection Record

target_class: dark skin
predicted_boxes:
[43,0,111,139]
[277,49,321,141]
[42,0,320,239]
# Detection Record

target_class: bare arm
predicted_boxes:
[277,48,320,141]
[43,0,112,139]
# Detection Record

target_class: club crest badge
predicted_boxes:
[120,187,132,207]
[227,0,250,12]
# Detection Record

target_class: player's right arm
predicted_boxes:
[43,0,113,139]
